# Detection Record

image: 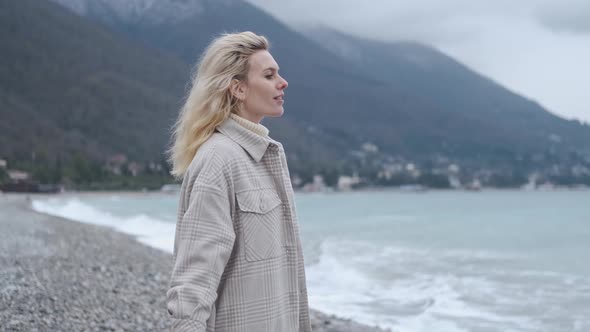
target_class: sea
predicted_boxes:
[31,189,590,332]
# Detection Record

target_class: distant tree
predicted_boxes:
[486,172,528,188]
[549,174,590,186]
[418,172,450,189]
[379,174,413,187]
[62,154,105,184]
[0,168,8,184]
[320,167,340,188]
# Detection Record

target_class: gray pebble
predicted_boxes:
[0,194,391,332]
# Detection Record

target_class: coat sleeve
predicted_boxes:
[166,178,235,331]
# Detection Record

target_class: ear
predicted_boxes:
[230,79,247,101]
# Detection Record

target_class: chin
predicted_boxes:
[266,108,284,118]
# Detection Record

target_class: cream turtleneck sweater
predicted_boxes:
[229,113,269,137]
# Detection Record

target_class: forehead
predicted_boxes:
[248,50,279,72]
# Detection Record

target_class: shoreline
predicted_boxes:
[0,193,390,331]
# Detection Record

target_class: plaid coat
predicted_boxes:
[167,117,312,332]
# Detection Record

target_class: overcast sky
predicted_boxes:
[246,0,590,123]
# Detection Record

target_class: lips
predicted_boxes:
[273,94,284,101]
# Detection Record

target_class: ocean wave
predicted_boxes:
[31,197,175,253]
[306,238,546,332]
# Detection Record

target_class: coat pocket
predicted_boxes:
[236,189,283,262]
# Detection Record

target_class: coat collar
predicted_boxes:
[216,117,280,162]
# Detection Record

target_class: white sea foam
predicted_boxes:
[306,238,542,332]
[31,197,175,253]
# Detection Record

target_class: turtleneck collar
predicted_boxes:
[217,116,282,162]
[229,113,269,137]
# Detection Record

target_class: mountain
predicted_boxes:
[48,0,396,162]
[48,0,590,162]
[3,0,590,183]
[0,0,189,163]
[51,0,210,26]
[301,27,590,154]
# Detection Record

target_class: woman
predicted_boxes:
[166,32,312,332]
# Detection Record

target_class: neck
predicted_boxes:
[229,113,269,137]
[236,110,263,124]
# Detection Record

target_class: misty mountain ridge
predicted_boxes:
[56,0,589,157]
[3,0,590,188]
[50,0,214,24]
[0,0,188,162]
[301,26,590,150]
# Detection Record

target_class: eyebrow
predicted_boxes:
[263,67,279,73]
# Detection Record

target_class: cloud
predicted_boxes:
[535,1,590,35]
[246,0,590,122]
[248,0,529,43]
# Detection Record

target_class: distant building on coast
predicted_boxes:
[0,169,61,193]
[302,175,328,192]
[105,154,128,175]
[7,170,30,182]
[337,174,361,191]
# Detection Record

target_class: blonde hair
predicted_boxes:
[169,31,269,178]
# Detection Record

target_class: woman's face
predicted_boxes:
[235,50,288,123]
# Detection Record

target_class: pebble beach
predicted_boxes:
[0,194,389,332]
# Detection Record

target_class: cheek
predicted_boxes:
[249,82,272,100]
[244,78,279,110]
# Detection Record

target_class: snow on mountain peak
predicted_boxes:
[50,0,212,24]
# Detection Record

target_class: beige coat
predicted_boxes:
[167,117,312,332]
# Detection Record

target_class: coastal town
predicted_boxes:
[2,141,589,193]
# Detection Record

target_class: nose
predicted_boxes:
[279,76,288,90]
